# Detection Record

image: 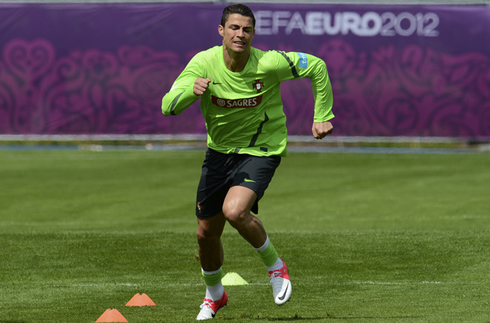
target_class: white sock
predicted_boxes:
[266,257,283,272]
[202,268,224,301]
[205,283,224,301]
[255,236,283,271]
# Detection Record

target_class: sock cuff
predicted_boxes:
[201,267,222,276]
[202,267,223,287]
[254,235,270,252]
[257,238,279,267]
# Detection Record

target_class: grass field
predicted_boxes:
[0,149,489,322]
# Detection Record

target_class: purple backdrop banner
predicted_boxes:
[0,3,488,138]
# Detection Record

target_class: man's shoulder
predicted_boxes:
[191,46,221,63]
[183,47,220,72]
[251,47,280,58]
[251,47,284,67]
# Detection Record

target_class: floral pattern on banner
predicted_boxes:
[0,38,488,137]
[0,38,204,135]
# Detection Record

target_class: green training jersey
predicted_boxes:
[161,46,334,157]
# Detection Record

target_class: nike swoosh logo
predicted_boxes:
[278,285,289,301]
[212,82,222,85]
[244,178,256,183]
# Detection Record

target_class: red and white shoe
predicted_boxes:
[268,260,292,305]
[196,290,228,320]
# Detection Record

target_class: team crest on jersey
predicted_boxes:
[252,80,264,93]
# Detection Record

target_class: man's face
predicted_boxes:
[219,13,255,54]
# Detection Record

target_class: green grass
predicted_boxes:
[0,150,489,322]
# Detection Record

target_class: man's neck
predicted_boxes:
[223,46,250,72]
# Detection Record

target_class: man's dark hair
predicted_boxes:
[221,4,255,28]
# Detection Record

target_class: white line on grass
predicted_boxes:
[347,281,486,285]
[52,281,487,289]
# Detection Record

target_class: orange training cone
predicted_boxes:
[95,309,128,323]
[126,293,156,306]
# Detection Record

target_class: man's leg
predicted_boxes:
[197,213,226,271]
[222,186,266,247]
[222,186,292,305]
[196,213,228,320]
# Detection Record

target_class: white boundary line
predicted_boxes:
[2,134,488,152]
[0,134,207,142]
[0,134,473,143]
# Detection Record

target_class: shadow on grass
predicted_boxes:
[224,314,424,321]
[267,316,423,321]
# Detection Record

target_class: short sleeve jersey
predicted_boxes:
[162,46,334,157]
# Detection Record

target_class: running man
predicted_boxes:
[161,4,334,320]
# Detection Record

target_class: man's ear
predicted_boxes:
[218,25,224,37]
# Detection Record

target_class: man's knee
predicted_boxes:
[222,186,256,227]
[223,202,251,228]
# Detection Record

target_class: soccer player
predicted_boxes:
[161,3,334,320]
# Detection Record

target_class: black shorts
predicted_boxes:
[196,149,281,218]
